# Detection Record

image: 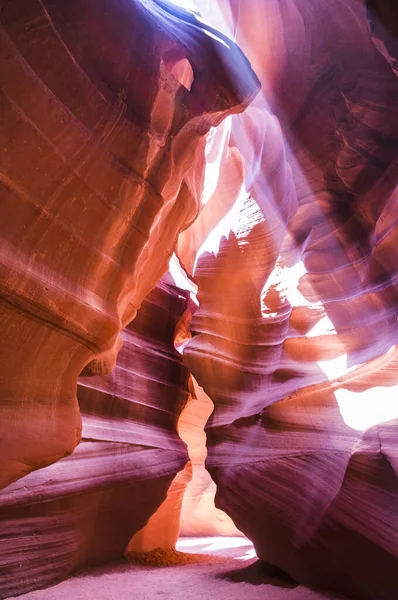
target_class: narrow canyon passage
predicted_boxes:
[1,1,398,600]
[11,537,346,600]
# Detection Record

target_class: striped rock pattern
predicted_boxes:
[0,0,259,489]
[0,276,191,598]
[0,0,259,596]
[181,2,398,599]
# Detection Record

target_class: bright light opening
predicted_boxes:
[263,261,398,432]
[202,118,232,206]
[169,253,198,307]
[194,184,249,272]
[167,0,197,10]
[176,537,256,561]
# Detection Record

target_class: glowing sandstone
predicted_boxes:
[0,0,259,488]
[0,0,259,596]
[0,1,398,599]
[0,277,192,598]
[178,377,241,537]
[179,2,398,599]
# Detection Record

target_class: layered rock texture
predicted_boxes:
[0,0,259,596]
[178,377,241,537]
[1,1,398,600]
[0,0,258,489]
[179,2,398,600]
[0,276,192,597]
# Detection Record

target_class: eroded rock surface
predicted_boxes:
[180,2,398,599]
[0,0,260,596]
[178,377,241,537]
[0,275,191,598]
[1,1,398,599]
[0,0,259,488]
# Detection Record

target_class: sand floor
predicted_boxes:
[13,537,347,600]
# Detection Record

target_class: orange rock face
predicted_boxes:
[1,1,398,599]
[0,276,191,597]
[0,0,259,596]
[178,377,241,537]
[0,0,259,488]
[179,2,398,599]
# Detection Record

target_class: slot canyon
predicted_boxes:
[0,1,397,599]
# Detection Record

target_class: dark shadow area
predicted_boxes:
[73,558,132,579]
[218,560,299,589]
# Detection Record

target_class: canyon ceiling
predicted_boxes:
[0,1,397,599]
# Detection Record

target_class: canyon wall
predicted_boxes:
[0,0,258,489]
[0,276,191,598]
[0,0,258,596]
[180,2,398,599]
[1,1,398,599]
[178,377,241,537]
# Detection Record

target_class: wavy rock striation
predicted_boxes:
[0,275,191,599]
[0,0,259,489]
[181,1,398,599]
[178,376,241,537]
[1,0,398,598]
[0,0,260,596]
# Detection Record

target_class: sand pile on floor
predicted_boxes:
[126,547,225,567]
